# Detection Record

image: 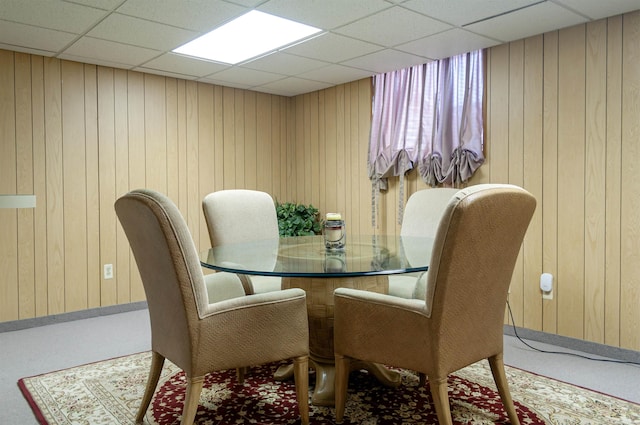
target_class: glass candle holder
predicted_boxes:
[324,250,347,272]
[324,212,345,250]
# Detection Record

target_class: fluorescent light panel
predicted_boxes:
[173,10,321,65]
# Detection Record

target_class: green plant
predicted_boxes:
[275,201,323,237]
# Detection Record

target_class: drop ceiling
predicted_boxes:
[1,0,638,97]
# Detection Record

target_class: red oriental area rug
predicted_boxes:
[19,351,640,424]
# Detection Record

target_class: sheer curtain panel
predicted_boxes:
[368,50,484,224]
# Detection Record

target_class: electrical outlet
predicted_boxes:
[104,264,113,279]
[540,273,553,300]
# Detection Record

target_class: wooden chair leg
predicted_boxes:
[293,356,310,425]
[334,354,351,424]
[181,375,204,425]
[419,372,427,386]
[236,367,247,383]
[488,354,521,425]
[135,351,165,424]
[430,377,453,425]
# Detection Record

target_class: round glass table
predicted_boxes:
[200,234,433,406]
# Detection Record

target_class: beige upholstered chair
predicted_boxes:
[202,189,281,295]
[334,184,536,425]
[389,188,459,298]
[115,189,309,425]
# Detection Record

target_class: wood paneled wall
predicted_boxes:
[484,11,639,351]
[0,52,294,320]
[1,10,639,351]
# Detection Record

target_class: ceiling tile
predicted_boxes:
[298,64,373,85]
[0,21,76,53]
[258,0,392,29]
[62,37,161,67]
[397,28,501,59]
[140,53,229,77]
[554,0,640,20]
[283,32,383,63]
[257,77,333,97]
[242,52,329,75]
[198,76,253,90]
[116,0,246,32]
[133,66,200,80]
[0,0,108,33]
[63,0,124,10]
[402,0,540,26]
[342,49,428,74]
[87,13,198,50]
[335,7,452,47]
[465,2,588,42]
[205,67,286,86]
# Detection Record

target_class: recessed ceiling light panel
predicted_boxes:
[173,10,322,64]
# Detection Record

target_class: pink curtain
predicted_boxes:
[368,50,484,223]
[417,50,484,186]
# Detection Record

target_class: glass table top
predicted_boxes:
[200,234,433,278]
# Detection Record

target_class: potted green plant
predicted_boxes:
[275,201,323,237]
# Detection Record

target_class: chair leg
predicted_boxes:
[293,356,310,425]
[488,354,521,425]
[430,377,453,425]
[181,375,204,425]
[334,354,351,424]
[419,372,427,387]
[135,351,165,424]
[236,367,246,383]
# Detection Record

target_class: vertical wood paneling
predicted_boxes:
[176,80,187,212]
[222,87,236,189]
[584,20,607,343]
[557,25,586,339]
[316,92,326,211]
[522,35,544,330]
[15,53,35,319]
[324,89,338,214]
[270,96,282,200]
[604,15,622,347]
[97,66,117,307]
[244,91,257,190]
[234,89,245,188]
[358,79,372,235]
[508,40,525,325]
[256,93,271,195]
[84,64,100,309]
[184,81,199,239]
[126,71,145,300]
[0,50,18,322]
[488,44,510,185]
[542,31,559,333]
[114,69,132,303]
[620,10,640,350]
[212,85,224,196]
[31,55,48,317]
[197,83,214,248]
[61,60,88,312]
[144,74,167,194]
[44,58,65,315]
[166,78,179,204]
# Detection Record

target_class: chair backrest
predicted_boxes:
[401,188,459,238]
[400,188,459,273]
[202,190,279,246]
[115,189,208,370]
[424,184,536,362]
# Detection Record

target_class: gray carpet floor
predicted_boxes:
[1,309,638,424]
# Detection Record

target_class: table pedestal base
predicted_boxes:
[279,275,398,406]
[275,357,402,406]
